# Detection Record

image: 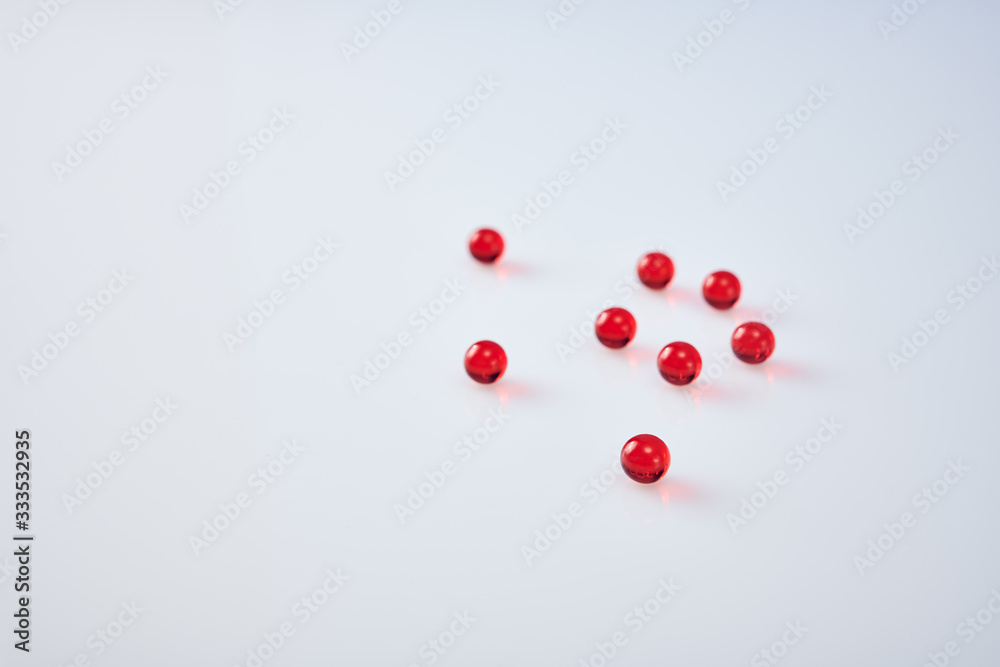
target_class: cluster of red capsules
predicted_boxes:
[461,228,776,486]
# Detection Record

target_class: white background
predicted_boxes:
[2,0,1000,665]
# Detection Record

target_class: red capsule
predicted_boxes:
[468,228,505,263]
[464,340,507,384]
[657,342,702,385]
[731,322,775,364]
[702,271,741,309]
[595,307,637,349]
[621,434,671,484]
[637,252,675,289]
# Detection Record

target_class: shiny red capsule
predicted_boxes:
[468,228,505,263]
[595,307,637,349]
[464,340,507,384]
[731,322,775,364]
[637,252,675,289]
[657,342,702,385]
[702,271,741,309]
[621,434,671,484]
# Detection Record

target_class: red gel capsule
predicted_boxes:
[731,322,775,364]
[595,307,637,349]
[464,340,507,384]
[657,342,702,385]
[702,270,741,309]
[468,228,505,263]
[621,434,671,484]
[637,252,675,289]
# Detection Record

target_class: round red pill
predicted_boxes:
[468,228,504,263]
[657,342,702,385]
[702,270,741,309]
[464,340,507,384]
[620,434,671,484]
[595,307,637,349]
[637,252,675,289]
[731,322,775,364]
